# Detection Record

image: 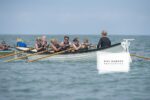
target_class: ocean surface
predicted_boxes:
[0,35,150,100]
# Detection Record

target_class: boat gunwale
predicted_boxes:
[16,43,121,55]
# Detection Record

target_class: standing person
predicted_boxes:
[60,36,71,50]
[97,31,111,48]
[72,38,81,51]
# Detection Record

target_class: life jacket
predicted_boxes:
[36,42,42,48]
[35,42,44,52]
[42,41,47,47]
[62,41,70,49]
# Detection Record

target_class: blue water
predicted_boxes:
[0,35,150,100]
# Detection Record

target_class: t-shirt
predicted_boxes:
[97,37,111,48]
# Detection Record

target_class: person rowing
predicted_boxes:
[50,38,61,52]
[72,38,81,51]
[81,38,93,50]
[0,41,10,50]
[34,37,43,52]
[97,30,111,48]
[60,35,71,50]
[41,35,48,50]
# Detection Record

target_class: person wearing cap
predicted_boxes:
[60,35,71,50]
[50,38,61,52]
[72,38,81,51]
[97,31,111,48]
[16,38,27,47]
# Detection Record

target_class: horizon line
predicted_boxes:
[0,33,149,36]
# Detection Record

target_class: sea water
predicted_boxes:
[0,35,150,100]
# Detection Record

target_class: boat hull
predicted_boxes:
[13,42,128,62]
[26,43,125,61]
[0,50,14,55]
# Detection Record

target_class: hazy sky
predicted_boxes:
[0,0,150,35]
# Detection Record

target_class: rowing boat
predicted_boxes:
[15,42,126,61]
[0,50,14,55]
[8,39,133,62]
[2,39,133,62]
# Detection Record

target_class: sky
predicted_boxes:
[0,0,150,35]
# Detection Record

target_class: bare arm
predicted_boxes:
[60,42,64,47]
[35,44,43,51]
[72,44,81,50]
[50,44,61,52]
[35,44,38,50]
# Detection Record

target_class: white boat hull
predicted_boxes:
[27,43,125,61]
[14,39,134,62]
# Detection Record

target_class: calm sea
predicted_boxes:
[0,35,150,100]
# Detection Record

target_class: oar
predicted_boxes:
[130,54,150,60]
[0,51,25,59]
[4,49,48,62]
[0,47,34,59]
[28,48,72,62]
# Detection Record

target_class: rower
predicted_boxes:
[50,39,61,52]
[41,35,48,50]
[97,31,111,48]
[72,38,81,51]
[0,41,10,50]
[81,38,91,50]
[0,43,3,50]
[34,37,43,52]
[60,35,71,50]
[16,38,27,47]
